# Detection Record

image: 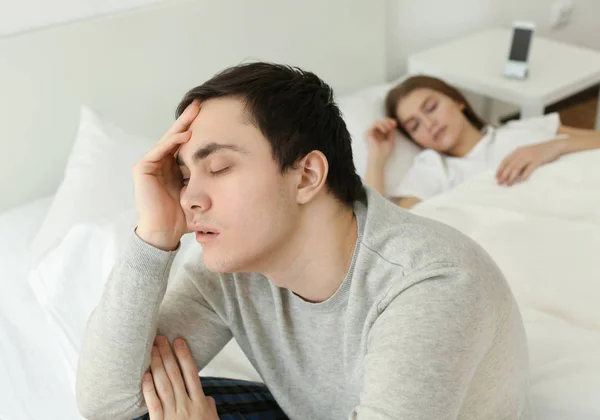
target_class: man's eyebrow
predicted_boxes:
[176,142,249,166]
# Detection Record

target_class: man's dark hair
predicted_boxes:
[176,62,366,206]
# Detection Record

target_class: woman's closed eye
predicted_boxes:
[425,101,438,113]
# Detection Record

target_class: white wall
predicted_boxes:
[385,0,600,122]
[385,0,600,82]
[3,0,597,73]
[488,0,600,120]
[494,0,600,52]
[385,0,496,80]
[0,0,165,37]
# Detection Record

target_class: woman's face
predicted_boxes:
[395,88,469,153]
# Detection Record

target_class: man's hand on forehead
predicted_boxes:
[130,98,201,251]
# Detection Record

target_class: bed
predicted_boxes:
[1,1,600,419]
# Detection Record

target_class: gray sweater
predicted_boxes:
[76,187,531,420]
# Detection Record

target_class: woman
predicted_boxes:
[365,75,600,209]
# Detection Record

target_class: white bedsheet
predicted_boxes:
[0,197,82,419]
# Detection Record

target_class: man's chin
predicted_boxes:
[201,252,246,274]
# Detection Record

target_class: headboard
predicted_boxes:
[0,0,387,211]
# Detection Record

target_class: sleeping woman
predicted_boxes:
[364,75,600,209]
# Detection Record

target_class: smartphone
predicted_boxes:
[504,21,536,80]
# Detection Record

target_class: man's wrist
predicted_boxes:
[135,226,180,252]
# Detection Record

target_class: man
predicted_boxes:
[76,62,531,420]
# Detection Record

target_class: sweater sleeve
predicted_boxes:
[350,265,495,420]
[76,232,232,420]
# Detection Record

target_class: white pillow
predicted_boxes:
[0,196,53,286]
[29,106,153,262]
[28,209,200,376]
[336,80,421,196]
[28,210,261,384]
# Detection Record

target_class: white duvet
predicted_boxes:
[411,149,600,419]
[412,149,600,329]
[2,151,600,420]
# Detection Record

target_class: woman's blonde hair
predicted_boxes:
[385,75,487,140]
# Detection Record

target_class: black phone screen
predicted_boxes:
[509,28,533,62]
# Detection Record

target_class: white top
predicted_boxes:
[407,28,600,107]
[391,113,561,200]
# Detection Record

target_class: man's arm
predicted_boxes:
[350,266,514,419]
[76,233,231,420]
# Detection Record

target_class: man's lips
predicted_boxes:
[194,231,220,244]
[188,224,220,243]
[188,224,219,234]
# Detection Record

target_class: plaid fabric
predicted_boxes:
[134,377,288,420]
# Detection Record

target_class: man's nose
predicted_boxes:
[180,180,211,213]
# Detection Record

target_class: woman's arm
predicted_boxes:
[363,119,430,208]
[556,124,600,154]
[363,118,398,196]
[364,154,387,196]
[497,124,600,185]
[394,196,422,209]
[364,157,421,209]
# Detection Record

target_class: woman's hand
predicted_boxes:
[142,336,219,420]
[496,139,564,186]
[365,118,397,161]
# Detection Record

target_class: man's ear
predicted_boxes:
[295,150,328,205]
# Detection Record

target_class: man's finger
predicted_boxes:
[166,100,201,136]
[155,336,188,405]
[142,372,164,420]
[206,396,218,414]
[150,345,176,410]
[143,131,192,165]
[173,338,206,403]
